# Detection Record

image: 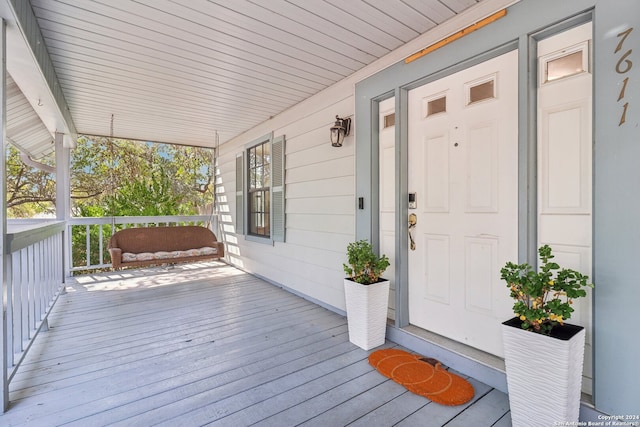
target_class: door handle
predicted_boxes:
[408,213,417,251]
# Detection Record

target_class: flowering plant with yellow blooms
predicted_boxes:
[500,245,594,335]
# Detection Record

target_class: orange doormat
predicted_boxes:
[368,348,475,406]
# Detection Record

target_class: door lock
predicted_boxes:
[408,213,417,251]
[409,192,417,209]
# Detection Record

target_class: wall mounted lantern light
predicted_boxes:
[330,115,351,147]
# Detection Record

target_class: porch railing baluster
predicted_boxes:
[99,224,104,266]
[85,224,90,268]
[3,221,66,411]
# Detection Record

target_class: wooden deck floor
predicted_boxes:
[0,262,511,426]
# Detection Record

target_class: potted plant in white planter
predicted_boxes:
[500,245,593,427]
[343,239,391,350]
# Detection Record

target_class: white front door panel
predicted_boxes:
[407,50,518,357]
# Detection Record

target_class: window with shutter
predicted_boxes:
[236,134,285,243]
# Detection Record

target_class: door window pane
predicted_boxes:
[384,113,395,128]
[427,96,447,117]
[546,51,584,82]
[468,79,495,104]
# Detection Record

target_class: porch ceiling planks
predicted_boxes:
[0,262,509,425]
[22,0,483,148]
[6,74,54,159]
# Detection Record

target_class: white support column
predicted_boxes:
[55,132,71,279]
[0,18,9,412]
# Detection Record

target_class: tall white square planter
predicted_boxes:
[344,278,390,351]
[502,318,586,427]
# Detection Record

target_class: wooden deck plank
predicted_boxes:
[15,287,284,366]
[9,321,350,424]
[445,389,510,426]
[252,370,391,427]
[299,379,409,426]
[392,378,494,426]
[0,263,510,426]
[39,334,349,426]
[493,412,513,426]
[6,270,346,422]
[12,299,332,392]
[12,303,326,394]
[81,341,360,426]
[202,352,376,426]
[20,277,299,356]
[346,391,430,427]
[10,314,349,420]
[12,302,333,387]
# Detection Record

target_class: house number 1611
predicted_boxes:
[615,27,633,126]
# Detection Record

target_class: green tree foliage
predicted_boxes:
[7,136,215,218]
[104,171,180,216]
[71,136,214,217]
[6,145,56,217]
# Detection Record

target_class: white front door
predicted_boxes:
[407,50,518,356]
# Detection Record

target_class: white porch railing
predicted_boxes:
[2,220,65,409]
[67,215,214,272]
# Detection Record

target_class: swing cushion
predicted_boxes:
[108,225,224,269]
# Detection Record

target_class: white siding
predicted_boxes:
[216,78,355,310]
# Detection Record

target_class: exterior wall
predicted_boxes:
[217,83,356,311]
[216,0,517,312]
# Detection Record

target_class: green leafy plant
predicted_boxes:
[343,240,390,285]
[500,245,593,335]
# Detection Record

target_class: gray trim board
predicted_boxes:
[395,87,409,328]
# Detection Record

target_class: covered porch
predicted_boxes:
[1,0,638,422]
[0,1,524,418]
[0,262,510,426]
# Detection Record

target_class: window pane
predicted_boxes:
[247,139,271,237]
[256,165,263,189]
[249,189,270,237]
[249,168,256,190]
[547,51,584,82]
[469,80,495,104]
[263,144,270,183]
[263,164,270,188]
[427,96,446,116]
[384,113,395,128]
[255,144,263,166]
[249,146,256,168]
